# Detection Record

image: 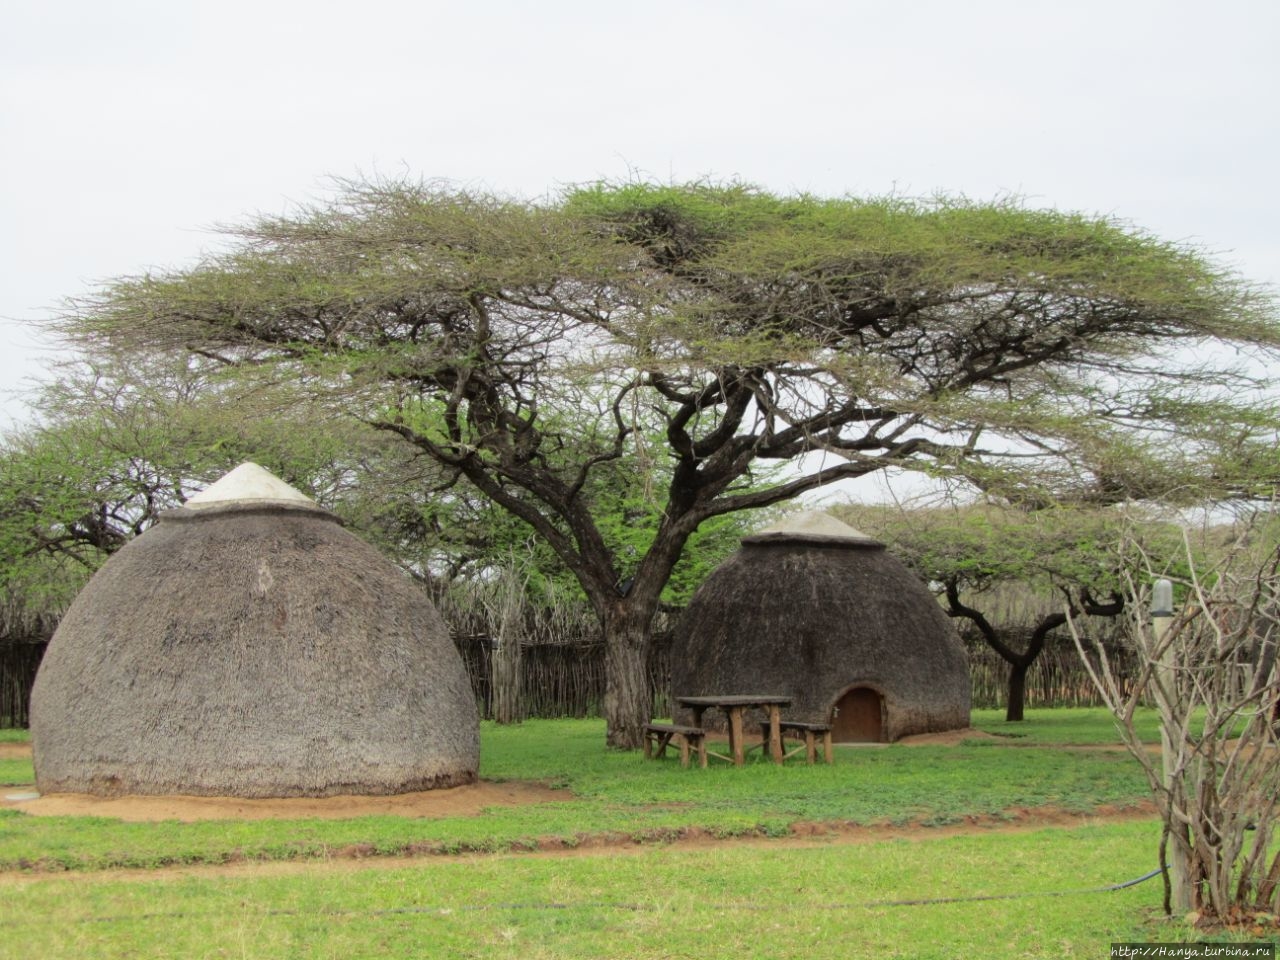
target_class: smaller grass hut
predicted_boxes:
[30,463,479,798]
[670,512,970,742]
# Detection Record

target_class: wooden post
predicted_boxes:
[767,704,784,764]
[729,707,746,765]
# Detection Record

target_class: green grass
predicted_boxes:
[969,706,1154,744]
[0,821,1194,959]
[0,716,1155,872]
[969,706,1253,745]
[2,710,1269,958]
[0,759,34,786]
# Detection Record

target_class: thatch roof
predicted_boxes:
[30,463,479,798]
[670,511,969,741]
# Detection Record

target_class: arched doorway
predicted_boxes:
[831,687,884,742]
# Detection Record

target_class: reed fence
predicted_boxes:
[0,642,43,728]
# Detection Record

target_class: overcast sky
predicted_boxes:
[3,0,1277,438]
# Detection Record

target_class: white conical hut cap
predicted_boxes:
[742,510,883,546]
[185,462,320,511]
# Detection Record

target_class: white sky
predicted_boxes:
[3,0,1278,445]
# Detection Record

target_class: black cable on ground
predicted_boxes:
[863,865,1165,907]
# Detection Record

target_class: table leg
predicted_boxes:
[728,707,745,765]
[767,704,783,764]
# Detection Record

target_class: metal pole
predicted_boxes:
[1151,577,1189,911]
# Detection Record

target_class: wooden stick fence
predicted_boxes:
[0,624,1133,728]
[0,643,44,729]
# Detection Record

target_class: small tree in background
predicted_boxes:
[1071,518,1280,923]
[0,356,412,592]
[838,503,1165,720]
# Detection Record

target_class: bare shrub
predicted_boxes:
[1070,523,1280,922]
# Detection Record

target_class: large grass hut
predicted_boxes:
[30,463,479,798]
[670,512,970,742]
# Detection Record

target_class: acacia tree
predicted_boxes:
[0,354,438,602]
[0,360,212,607]
[57,179,1279,747]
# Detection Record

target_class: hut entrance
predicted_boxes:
[832,687,884,742]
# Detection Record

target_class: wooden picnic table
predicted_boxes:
[675,694,792,765]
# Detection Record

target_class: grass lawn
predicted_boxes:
[0,712,1153,871]
[1,821,1186,960]
[969,706,1158,744]
[0,759,32,787]
[0,709,1271,957]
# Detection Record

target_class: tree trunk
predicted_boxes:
[1006,661,1029,722]
[601,603,653,750]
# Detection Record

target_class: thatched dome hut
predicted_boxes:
[670,512,969,742]
[30,463,479,797]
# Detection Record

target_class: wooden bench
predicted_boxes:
[643,722,708,768]
[759,720,834,764]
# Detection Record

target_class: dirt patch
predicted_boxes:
[1,740,570,821]
[2,779,571,822]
